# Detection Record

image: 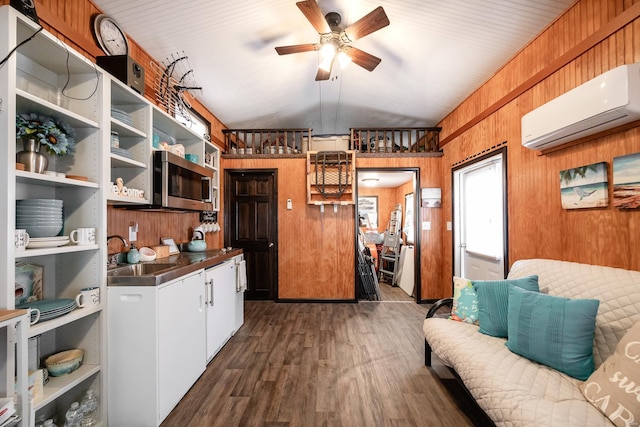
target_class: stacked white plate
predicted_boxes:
[16,298,76,323]
[27,236,70,249]
[16,199,63,238]
[111,107,134,127]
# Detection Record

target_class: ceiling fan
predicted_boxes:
[275,0,390,81]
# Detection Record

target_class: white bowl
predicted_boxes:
[22,224,63,238]
[17,207,62,214]
[16,214,63,219]
[45,349,84,377]
[16,199,63,206]
[139,247,157,262]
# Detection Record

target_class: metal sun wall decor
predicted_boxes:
[559,162,609,209]
[613,152,640,209]
[150,52,202,121]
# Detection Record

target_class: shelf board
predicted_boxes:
[110,153,147,168]
[15,171,99,188]
[152,106,202,142]
[33,364,101,411]
[16,89,99,129]
[27,306,101,338]
[107,194,149,204]
[0,310,28,325]
[111,117,147,138]
[16,243,99,259]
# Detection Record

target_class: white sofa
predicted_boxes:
[423,259,640,427]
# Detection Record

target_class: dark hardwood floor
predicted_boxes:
[161,301,476,427]
[377,281,414,302]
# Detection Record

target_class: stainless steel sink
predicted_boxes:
[107,263,177,277]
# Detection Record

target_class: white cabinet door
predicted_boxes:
[158,270,206,421]
[205,260,236,361]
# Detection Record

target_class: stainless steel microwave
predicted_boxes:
[152,150,213,211]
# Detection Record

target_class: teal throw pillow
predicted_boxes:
[450,276,478,324]
[506,286,600,380]
[473,275,539,337]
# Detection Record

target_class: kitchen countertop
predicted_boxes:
[107,248,243,286]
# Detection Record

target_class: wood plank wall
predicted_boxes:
[438,0,640,295]
[223,156,443,301]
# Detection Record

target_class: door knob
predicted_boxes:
[268,242,274,248]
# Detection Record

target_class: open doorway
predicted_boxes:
[355,168,420,302]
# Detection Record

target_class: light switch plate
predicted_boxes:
[287,199,292,210]
[446,221,452,231]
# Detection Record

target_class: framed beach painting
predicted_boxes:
[358,196,378,229]
[613,152,640,209]
[559,162,608,209]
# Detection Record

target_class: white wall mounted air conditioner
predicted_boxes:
[522,63,640,150]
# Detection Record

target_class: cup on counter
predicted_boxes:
[15,229,30,251]
[75,287,100,308]
[70,228,96,245]
[27,308,40,325]
[185,154,199,163]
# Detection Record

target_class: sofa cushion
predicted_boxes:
[505,286,599,380]
[473,275,539,337]
[450,276,479,324]
[507,259,640,367]
[581,320,640,426]
[423,317,613,426]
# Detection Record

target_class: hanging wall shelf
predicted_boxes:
[306,150,355,205]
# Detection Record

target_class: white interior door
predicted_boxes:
[453,152,506,280]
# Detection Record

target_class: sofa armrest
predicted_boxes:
[426,298,453,319]
[424,298,453,366]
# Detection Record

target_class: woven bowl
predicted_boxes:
[45,348,84,377]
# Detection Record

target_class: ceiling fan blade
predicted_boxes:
[296,0,331,34]
[343,6,390,41]
[315,63,332,81]
[344,47,381,72]
[275,43,319,55]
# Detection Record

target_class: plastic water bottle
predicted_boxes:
[80,389,99,426]
[64,402,83,427]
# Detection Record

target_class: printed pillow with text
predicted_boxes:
[450,276,478,324]
[581,320,640,427]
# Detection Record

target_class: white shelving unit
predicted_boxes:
[204,140,220,211]
[0,7,106,426]
[0,310,29,426]
[106,78,151,206]
[0,6,224,425]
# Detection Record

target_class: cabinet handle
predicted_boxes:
[209,279,214,305]
[204,281,210,305]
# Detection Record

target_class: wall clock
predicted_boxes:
[93,14,129,56]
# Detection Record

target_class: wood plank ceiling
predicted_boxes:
[91,0,575,135]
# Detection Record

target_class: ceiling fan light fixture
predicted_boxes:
[319,42,336,72]
[337,50,352,69]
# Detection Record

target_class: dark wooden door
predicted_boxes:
[225,170,278,300]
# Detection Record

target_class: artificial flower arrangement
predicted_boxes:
[16,113,76,156]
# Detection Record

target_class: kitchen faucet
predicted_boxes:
[107,235,129,267]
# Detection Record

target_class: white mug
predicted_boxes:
[70,228,96,245]
[76,287,100,308]
[28,308,40,325]
[15,229,30,251]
